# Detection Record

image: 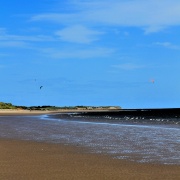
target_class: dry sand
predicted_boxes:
[0,109,67,116]
[0,109,51,116]
[0,139,179,180]
[0,109,110,116]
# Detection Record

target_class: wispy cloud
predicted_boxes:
[31,13,78,23]
[112,63,145,70]
[154,42,180,50]
[0,30,55,42]
[0,41,29,48]
[31,0,180,33]
[55,25,104,44]
[40,47,115,59]
[0,28,56,48]
[0,27,111,58]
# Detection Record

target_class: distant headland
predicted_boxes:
[0,102,121,111]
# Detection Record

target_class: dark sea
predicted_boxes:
[0,112,179,165]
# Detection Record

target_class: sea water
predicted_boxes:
[0,114,179,165]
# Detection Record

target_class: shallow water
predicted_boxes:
[0,114,179,165]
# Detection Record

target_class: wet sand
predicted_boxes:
[0,139,180,180]
[0,111,180,179]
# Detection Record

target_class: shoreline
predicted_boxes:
[0,109,114,116]
[0,138,180,180]
[1,108,180,117]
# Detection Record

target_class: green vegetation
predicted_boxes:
[0,102,17,109]
[0,102,121,110]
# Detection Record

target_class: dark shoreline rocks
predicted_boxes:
[48,108,180,125]
[78,108,180,119]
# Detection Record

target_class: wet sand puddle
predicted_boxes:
[0,114,179,165]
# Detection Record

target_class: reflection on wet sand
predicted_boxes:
[0,114,179,165]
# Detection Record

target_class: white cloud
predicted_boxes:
[31,0,180,33]
[0,28,56,48]
[31,13,79,23]
[40,47,115,59]
[0,41,28,48]
[0,32,55,42]
[55,25,104,44]
[144,26,165,34]
[154,42,180,50]
[112,63,145,70]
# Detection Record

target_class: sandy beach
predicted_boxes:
[0,109,71,115]
[0,139,180,180]
[0,110,180,179]
[0,109,111,116]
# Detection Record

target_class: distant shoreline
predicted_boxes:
[0,109,118,116]
[1,108,180,120]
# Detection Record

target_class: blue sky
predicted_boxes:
[1,0,180,108]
